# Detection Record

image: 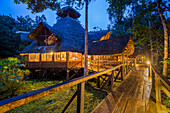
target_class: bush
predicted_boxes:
[0,57,30,100]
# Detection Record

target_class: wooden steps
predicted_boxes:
[91,67,152,113]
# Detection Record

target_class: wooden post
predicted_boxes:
[52,53,54,68]
[127,55,128,73]
[97,55,100,71]
[39,53,41,68]
[150,65,152,77]
[111,70,114,92]
[60,52,61,62]
[81,54,83,67]
[77,82,85,113]
[28,54,30,68]
[155,74,161,104]
[66,52,70,80]
[122,53,125,77]
[97,55,100,88]
[121,66,123,81]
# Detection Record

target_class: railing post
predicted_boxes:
[122,53,125,77]
[149,64,152,77]
[77,82,85,113]
[111,70,114,92]
[155,74,161,104]
[127,55,129,73]
[121,66,123,81]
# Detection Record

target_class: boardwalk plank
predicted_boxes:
[92,66,152,113]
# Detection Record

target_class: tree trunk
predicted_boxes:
[150,36,153,63]
[157,0,168,77]
[156,37,159,66]
[84,0,88,76]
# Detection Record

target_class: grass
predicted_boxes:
[6,79,107,113]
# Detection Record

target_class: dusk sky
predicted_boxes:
[0,0,110,31]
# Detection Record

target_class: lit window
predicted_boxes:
[41,53,47,61]
[54,53,60,61]
[29,53,40,62]
[61,52,66,61]
[47,53,52,61]
[41,53,53,61]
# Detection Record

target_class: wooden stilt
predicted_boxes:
[66,70,70,80]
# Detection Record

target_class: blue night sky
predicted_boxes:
[0,0,110,31]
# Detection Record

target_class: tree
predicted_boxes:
[0,14,47,58]
[107,0,169,76]
[14,0,61,13]
[156,0,169,76]
[0,15,19,58]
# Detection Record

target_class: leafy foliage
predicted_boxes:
[14,0,61,13]
[0,57,30,100]
[0,14,47,58]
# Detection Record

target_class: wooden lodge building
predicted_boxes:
[20,7,135,77]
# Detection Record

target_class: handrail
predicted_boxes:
[0,64,123,112]
[151,64,170,90]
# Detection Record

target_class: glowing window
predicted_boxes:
[29,53,40,62]
[41,53,53,61]
[61,52,66,61]
[54,53,60,61]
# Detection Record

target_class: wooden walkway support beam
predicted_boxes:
[77,82,85,113]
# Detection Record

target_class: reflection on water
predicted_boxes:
[136,65,152,83]
[135,64,152,111]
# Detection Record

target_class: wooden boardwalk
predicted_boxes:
[92,65,152,113]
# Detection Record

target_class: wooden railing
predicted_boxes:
[149,64,170,112]
[0,64,129,113]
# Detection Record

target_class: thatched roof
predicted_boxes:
[21,41,55,53]
[88,30,109,43]
[57,6,81,19]
[21,15,134,55]
[27,22,62,40]
[52,16,85,53]
[88,35,134,55]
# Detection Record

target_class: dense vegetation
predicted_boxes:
[0,14,47,58]
[0,57,30,100]
[0,0,169,111]
[0,57,109,112]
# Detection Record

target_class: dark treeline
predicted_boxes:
[0,15,47,58]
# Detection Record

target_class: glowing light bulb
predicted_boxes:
[147,61,150,64]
